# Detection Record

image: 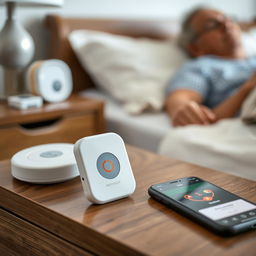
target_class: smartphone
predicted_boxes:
[148,177,256,236]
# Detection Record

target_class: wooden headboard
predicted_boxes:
[44,15,177,92]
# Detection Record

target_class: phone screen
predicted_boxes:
[152,177,256,224]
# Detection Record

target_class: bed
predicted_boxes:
[44,15,177,152]
[44,15,256,181]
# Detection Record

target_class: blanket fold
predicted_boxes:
[241,87,256,123]
[158,119,256,181]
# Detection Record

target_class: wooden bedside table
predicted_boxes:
[0,146,255,256]
[0,95,105,160]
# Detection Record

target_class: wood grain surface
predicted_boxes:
[0,208,92,256]
[0,146,255,256]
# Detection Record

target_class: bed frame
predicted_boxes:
[44,15,177,92]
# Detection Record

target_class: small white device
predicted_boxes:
[27,59,73,103]
[8,94,43,110]
[74,133,136,204]
[11,143,79,184]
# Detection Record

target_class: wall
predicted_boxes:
[0,0,255,88]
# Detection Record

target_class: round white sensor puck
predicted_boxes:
[11,143,79,184]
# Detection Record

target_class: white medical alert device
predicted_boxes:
[74,133,136,204]
[11,143,79,184]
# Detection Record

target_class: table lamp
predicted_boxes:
[0,0,63,99]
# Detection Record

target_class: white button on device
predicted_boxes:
[74,133,136,204]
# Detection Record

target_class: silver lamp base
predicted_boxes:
[0,2,34,99]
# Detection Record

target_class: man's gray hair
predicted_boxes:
[178,7,207,56]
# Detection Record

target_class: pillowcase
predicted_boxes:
[69,30,186,114]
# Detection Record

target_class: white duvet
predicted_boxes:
[159,88,256,181]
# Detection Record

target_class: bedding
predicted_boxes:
[159,118,256,181]
[69,27,256,116]
[69,30,185,114]
[80,89,170,152]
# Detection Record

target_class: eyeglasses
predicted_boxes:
[192,15,234,41]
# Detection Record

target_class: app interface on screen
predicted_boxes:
[155,180,256,221]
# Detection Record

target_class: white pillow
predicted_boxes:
[69,30,186,114]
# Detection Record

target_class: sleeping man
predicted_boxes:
[166,7,256,127]
[160,7,256,181]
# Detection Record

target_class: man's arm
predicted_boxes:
[213,73,256,119]
[166,89,216,127]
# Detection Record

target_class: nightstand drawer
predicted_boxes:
[0,96,105,160]
[0,112,102,160]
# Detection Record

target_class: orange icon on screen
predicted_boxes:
[102,160,115,173]
[202,197,212,201]
[184,189,214,201]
